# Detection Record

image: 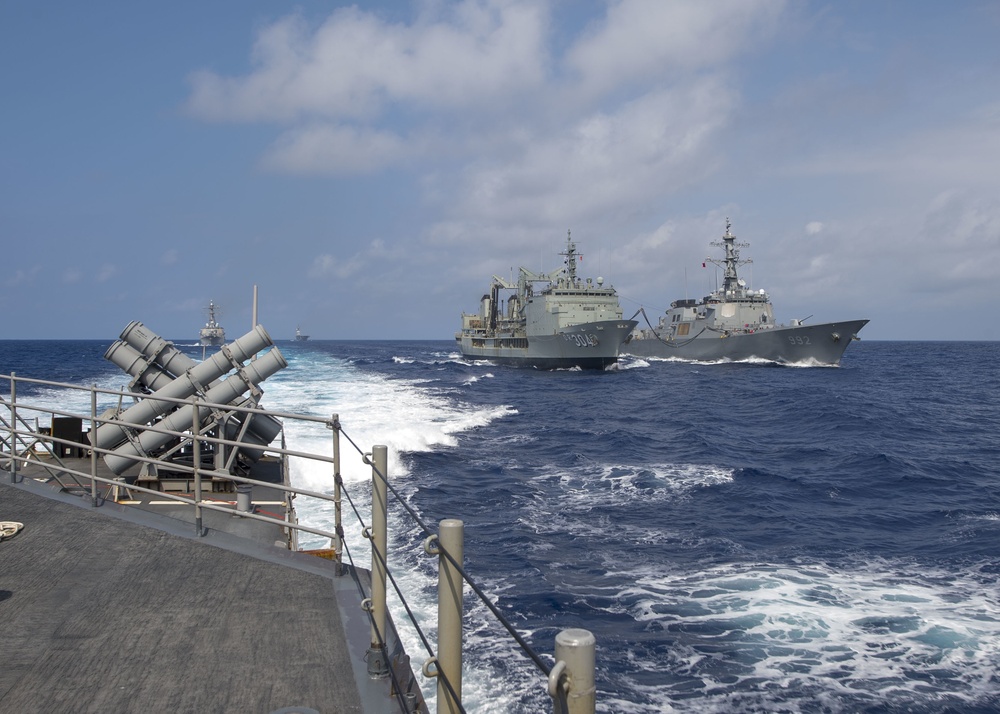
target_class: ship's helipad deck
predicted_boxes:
[0,472,405,713]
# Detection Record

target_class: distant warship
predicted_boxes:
[457,232,637,369]
[625,220,868,365]
[199,300,225,347]
[294,325,309,341]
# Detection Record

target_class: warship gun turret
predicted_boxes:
[457,232,637,369]
[625,220,868,365]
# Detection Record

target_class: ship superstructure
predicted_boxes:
[457,232,636,369]
[626,220,868,365]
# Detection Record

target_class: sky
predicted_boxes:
[3,0,999,341]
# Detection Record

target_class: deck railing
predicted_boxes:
[2,372,596,714]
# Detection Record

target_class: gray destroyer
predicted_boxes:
[199,300,225,347]
[625,220,868,365]
[457,232,637,369]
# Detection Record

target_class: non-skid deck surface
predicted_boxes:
[0,480,366,713]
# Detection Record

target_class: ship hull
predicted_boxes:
[625,319,869,365]
[458,320,638,369]
[200,334,225,347]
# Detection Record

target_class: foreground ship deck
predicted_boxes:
[1,467,393,713]
[2,319,603,713]
[0,320,426,713]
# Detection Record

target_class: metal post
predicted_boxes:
[8,374,16,484]
[367,444,389,678]
[90,386,99,506]
[331,414,344,572]
[215,418,226,472]
[549,629,596,714]
[437,518,464,714]
[236,483,253,512]
[192,397,204,537]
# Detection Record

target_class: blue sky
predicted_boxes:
[3,0,999,341]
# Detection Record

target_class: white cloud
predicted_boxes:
[11,266,41,286]
[186,1,550,123]
[565,0,785,95]
[913,190,1000,292]
[441,79,736,232]
[755,189,1000,333]
[308,251,365,280]
[805,221,823,235]
[777,102,1000,190]
[261,124,412,174]
[184,0,781,184]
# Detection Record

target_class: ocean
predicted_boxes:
[3,338,999,713]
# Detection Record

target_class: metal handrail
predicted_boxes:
[3,370,596,713]
[1,371,343,542]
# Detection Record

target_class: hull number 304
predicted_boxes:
[565,333,599,348]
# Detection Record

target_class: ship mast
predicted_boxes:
[560,229,579,284]
[707,219,751,294]
[205,300,220,327]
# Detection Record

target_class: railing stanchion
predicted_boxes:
[8,373,16,484]
[367,444,390,678]
[192,397,204,536]
[90,386,99,506]
[550,629,596,714]
[331,413,344,573]
[438,518,465,714]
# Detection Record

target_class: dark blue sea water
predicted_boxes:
[3,339,999,713]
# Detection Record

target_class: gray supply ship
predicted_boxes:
[199,299,225,347]
[625,220,868,365]
[457,232,637,369]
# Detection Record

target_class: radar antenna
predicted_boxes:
[706,218,752,294]
[560,229,580,284]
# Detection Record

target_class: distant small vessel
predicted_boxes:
[625,220,868,365]
[199,300,225,347]
[456,231,637,369]
[295,325,310,341]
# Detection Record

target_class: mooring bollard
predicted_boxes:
[549,628,596,714]
[236,483,253,512]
